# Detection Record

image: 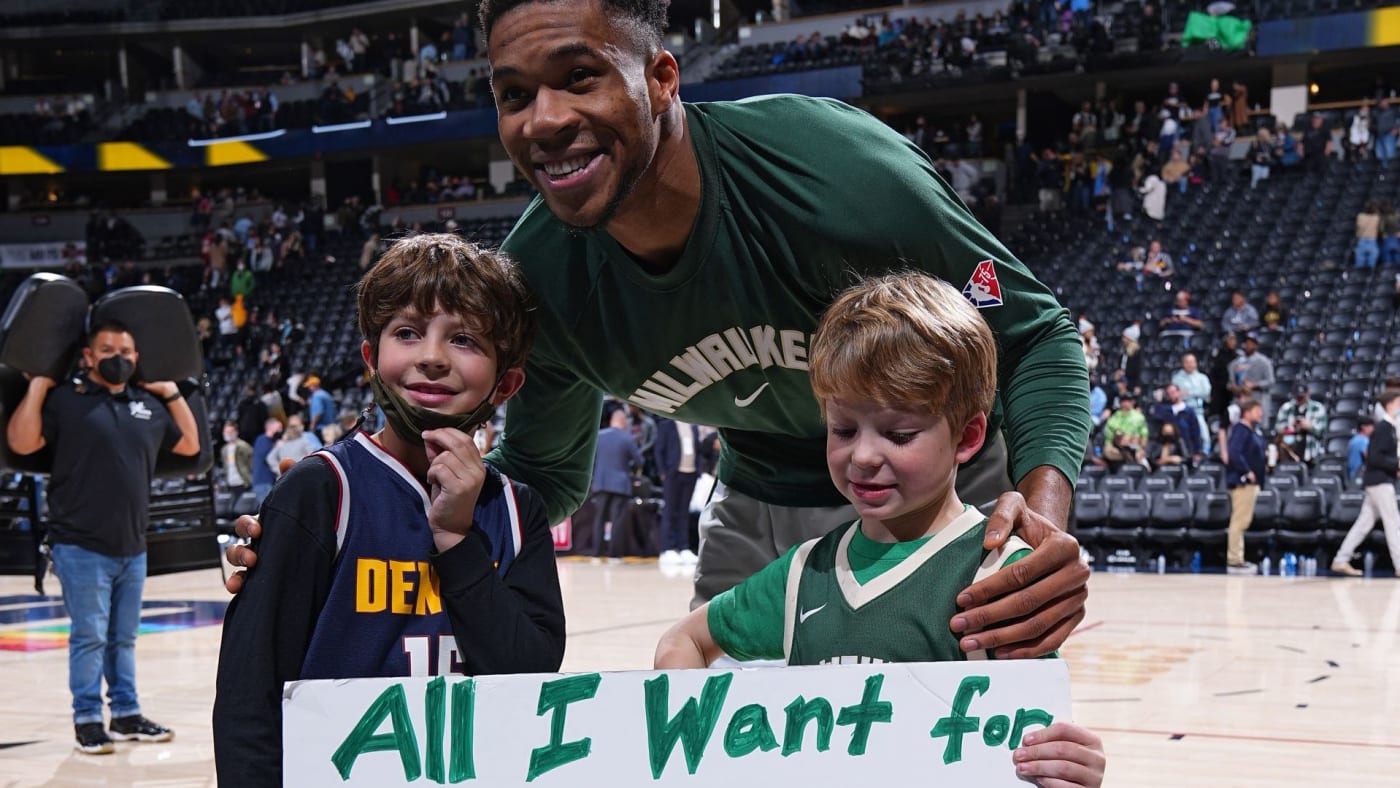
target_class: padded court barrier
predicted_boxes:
[0,280,212,478]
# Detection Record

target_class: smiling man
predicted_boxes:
[478,0,1092,657]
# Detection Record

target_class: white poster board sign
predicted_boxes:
[283,660,1071,786]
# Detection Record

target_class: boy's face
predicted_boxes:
[824,399,986,534]
[363,304,524,416]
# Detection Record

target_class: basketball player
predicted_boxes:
[655,274,1104,785]
[213,235,564,786]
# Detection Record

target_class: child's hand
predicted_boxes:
[1012,722,1105,788]
[422,427,487,552]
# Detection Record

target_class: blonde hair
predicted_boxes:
[810,272,998,428]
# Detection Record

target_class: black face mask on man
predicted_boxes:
[96,355,135,386]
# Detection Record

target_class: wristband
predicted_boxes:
[160,391,183,404]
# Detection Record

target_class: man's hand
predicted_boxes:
[23,373,57,391]
[422,428,487,553]
[955,484,1089,659]
[139,380,180,399]
[224,515,261,594]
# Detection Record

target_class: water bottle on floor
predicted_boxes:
[1261,555,1272,576]
[1364,551,1375,577]
[1157,554,1166,574]
[1191,551,1202,573]
[1284,553,1297,577]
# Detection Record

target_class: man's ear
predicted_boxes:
[491,368,526,405]
[954,412,988,465]
[647,48,680,117]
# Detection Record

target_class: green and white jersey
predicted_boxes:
[489,94,1090,524]
[707,507,1032,665]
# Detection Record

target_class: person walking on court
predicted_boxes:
[590,407,644,559]
[653,417,701,566]
[1331,392,1400,577]
[1225,398,1266,574]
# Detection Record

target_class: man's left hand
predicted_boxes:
[139,380,180,399]
[953,491,1089,659]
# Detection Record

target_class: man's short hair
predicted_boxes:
[478,0,669,51]
[357,233,536,373]
[1379,390,1400,409]
[88,319,132,347]
[1240,397,1262,414]
[810,272,997,429]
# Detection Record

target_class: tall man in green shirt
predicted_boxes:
[230,0,1091,657]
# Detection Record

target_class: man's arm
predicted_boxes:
[213,461,338,788]
[485,349,603,526]
[143,382,200,456]
[6,376,56,454]
[432,483,565,674]
[1225,426,1252,478]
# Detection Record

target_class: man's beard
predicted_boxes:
[561,156,647,237]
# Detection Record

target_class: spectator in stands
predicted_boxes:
[965,114,983,158]
[1230,333,1276,422]
[1036,148,1063,212]
[221,421,254,497]
[1225,398,1267,574]
[260,380,286,424]
[1260,290,1288,331]
[1248,128,1275,189]
[1274,383,1328,465]
[1331,391,1400,577]
[250,418,281,505]
[1139,168,1167,222]
[1173,352,1212,453]
[1142,238,1174,280]
[1082,323,1100,374]
[1357,200,1382,268]
[1150,384,1203,465]
[236,383,268,445]
[1089,373,1110,426]
[1275,126,1302,170]
[1379,200,1400,265]
[1347,416,1374,483]
[1139,3,1163,50]
[1208,333,1240,444]
[1303,113,1331,173]
[1376,97,1398,162]
[265,415,316,477]
[304,376,337,439]
[1231,80,1249,129]
[1221,291,1259,334]
[1103,392,1149,470]
[1349,102,1372,160]
[1073,101,1098,149]
[1205,79,1225,130]
[1160,148,1190,195]
[1208,116,1236,183]
[1160,290,1203,339]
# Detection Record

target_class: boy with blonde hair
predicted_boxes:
[214,234,565,787]
[656,272,1103,786]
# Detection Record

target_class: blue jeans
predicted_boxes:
[253,481,273,504]
[51,543,146,724]
[1356,238,1380,268]
[1384,236,1400,265]
[1377,133,1397,161]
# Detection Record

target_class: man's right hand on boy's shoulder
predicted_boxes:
[225,515,261,594]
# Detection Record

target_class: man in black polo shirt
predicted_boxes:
[6,320,200,754]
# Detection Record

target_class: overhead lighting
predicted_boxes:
[311,120,373,133]
[187,129,287,146]
[385,111,447,125]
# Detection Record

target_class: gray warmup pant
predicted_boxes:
[691,432,1013,608]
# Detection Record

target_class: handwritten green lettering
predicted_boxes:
[644,672,733,778]
[722,703,779,758]
[836,673,893,756]
[981,714,1010,747]
[929,675,990,765]
[1009,708,1054,749]
[449,679,476,782]
[781,696,834,757]
[426,676,446,783]
[526,673,601,782]
[331,683,422,781]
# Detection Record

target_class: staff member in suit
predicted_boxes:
[590,408,644,559]
[654,418,701,566]
[1332,391,1400,576]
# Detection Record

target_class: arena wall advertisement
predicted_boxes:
[283,659,1071,786]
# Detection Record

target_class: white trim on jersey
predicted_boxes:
[964,535,1032,661]
[354,432,431,519]
[499,472,523,558]
[832,507,985,611]
[312,450,352,557]
[782,538,820,662]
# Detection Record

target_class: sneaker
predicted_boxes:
[109,714,173,743]
[678,549,699,566]
[658,549,681,566]
[1226,561,1258,575]
[75,723,114,755]
[1330,562,1363,577]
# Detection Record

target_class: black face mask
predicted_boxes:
[368,373,498,448]
[96,355,135,387]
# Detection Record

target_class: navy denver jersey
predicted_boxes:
[299,431,523,679]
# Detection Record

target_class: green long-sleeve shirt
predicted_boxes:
[488,95,1090,524]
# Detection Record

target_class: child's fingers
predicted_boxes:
[1022,722,1103,749]
[1013,752,1102,788]
[421,427,482,461]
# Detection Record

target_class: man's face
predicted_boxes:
[489,0,671,230]
[1182,354,1197,373]
[1166,385,1181,404]
[1232,293,1245,309]
[1151,241,1162,256]
[1244,339,1259,355]
[1245,404,1264,424]
[84,330,138,385]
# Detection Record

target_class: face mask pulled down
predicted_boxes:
[368,373,497,448]
[96,355,135,387]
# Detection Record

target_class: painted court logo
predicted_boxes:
[962,260,1003,309]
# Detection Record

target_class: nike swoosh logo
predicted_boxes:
[799,604,826,624]
[734,382,770,408]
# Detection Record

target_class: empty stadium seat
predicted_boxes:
[1277,488,1325,550]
